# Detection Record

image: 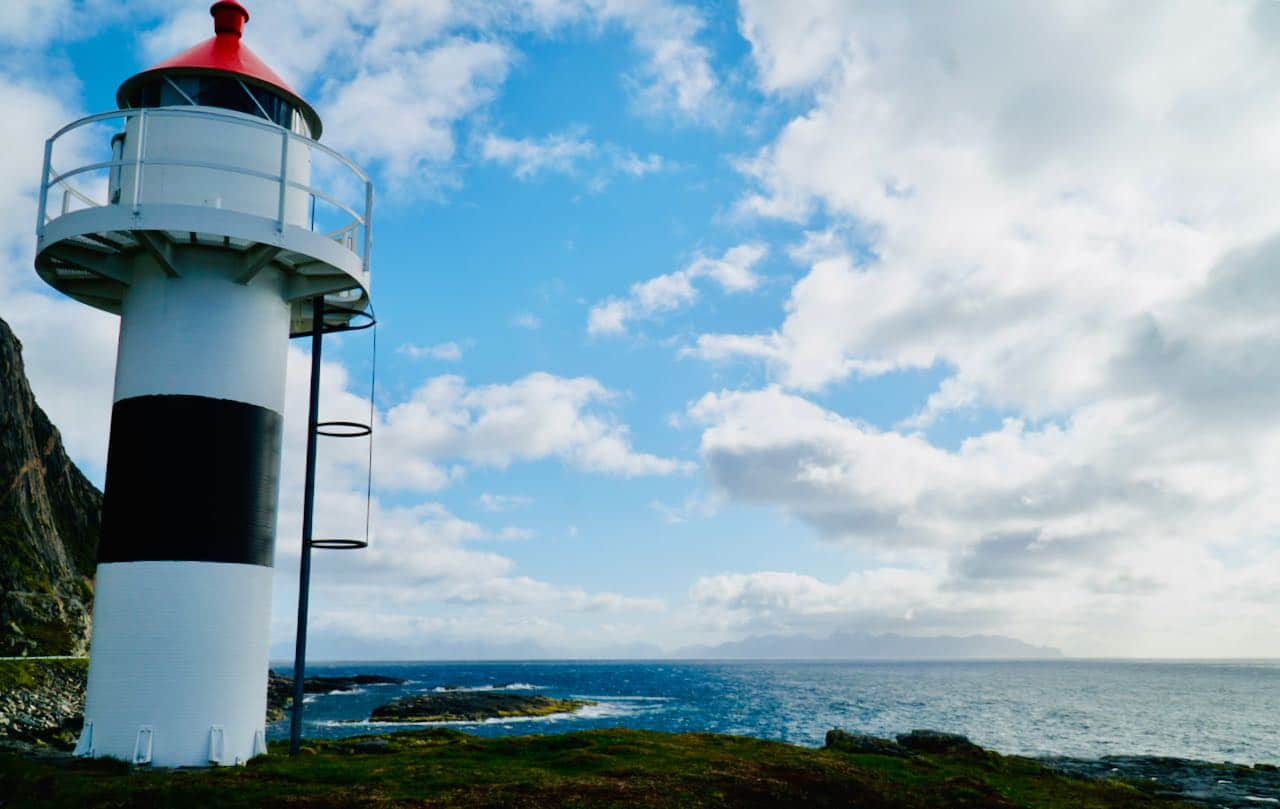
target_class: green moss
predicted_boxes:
[374,696,593,723]
[0,727,1197,808]
[0,658,87,692]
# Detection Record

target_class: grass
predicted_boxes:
[0,727,1195,808]
[0,657,86,691]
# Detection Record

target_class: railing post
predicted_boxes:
[131,110,147,215]
[277,131,290,233]
[362,181,373,275]
[36,138,53,239]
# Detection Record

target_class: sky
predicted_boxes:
[3,0,1280,659]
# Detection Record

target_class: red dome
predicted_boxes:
[116,2,322,138]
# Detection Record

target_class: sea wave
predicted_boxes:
[310,700,639,729]
[325,687,367,696]
[570,695,673,702]
[430,682,542,693]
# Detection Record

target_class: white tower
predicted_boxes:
[34,1,372,767]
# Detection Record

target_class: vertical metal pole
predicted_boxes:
[277,130,290,232]
[289,295,325,755]
[36,138,52,240]
[131,110,147,215]
[363,181,374,276]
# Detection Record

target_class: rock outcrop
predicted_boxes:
[369,692,592,723]
[0,318,101,656]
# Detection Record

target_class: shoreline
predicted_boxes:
[2,658,1275,807]
[5,726,1276,808]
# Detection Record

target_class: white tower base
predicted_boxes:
[76,562,273,766]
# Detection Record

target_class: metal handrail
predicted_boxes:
[38,106,373,273]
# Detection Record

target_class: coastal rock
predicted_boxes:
[895,729,983,754]
[0,317,102,657]
[264,671,408,720]
[370,692,593,723]
[1045,755,1280,809]
[0,660,86,750]
[302,674,405,694]
[824,728,911,757]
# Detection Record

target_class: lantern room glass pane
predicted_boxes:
[129,75,305,135]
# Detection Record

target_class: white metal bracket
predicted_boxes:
[72,719,94,757]
[132,725,154,765]
[252,728,268,758]
[208,725,226,765]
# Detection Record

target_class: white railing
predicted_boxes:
[37,107,373,275]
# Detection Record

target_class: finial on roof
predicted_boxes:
[211,1,249,37]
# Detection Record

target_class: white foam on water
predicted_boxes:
[570,695,673,702]
[311,699,640,729]
[430,683,543,693]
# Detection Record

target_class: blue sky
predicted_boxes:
[4,1,1280,658]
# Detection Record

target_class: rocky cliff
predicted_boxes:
[0,317,100,656]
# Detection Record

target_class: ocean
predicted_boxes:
[268,659,1280,765]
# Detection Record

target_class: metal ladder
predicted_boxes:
[289,294,376,753]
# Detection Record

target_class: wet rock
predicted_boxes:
[370,692,592,723]
[824,728,912,757]
[264,671,408,720]
[1043,754,1280,809]
[348,738,391,753]
[301,674,405,693]
[896,729,983,754]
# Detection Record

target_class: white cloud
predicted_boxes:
[510,312,541,329]
[600,0,726,123]
[479,492,533,512]
[674,3,1280,654]
[494,526,535,541]
[588,243,768,336]
[686,253,1280,654]
[266,351,668,654]
[135,0,724,198]
[480,131,596,179]
[323,38,512,184]
[398,341,464,361]
[712,1,1278,415]
[378,372,692,490]
[480,129,669,186]
[0,74,118,482]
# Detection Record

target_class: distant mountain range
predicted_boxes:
[277,630,1061,662]
[674,631,1062,660]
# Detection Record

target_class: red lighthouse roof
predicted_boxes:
[116,1,323,138]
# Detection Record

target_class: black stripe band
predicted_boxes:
[100,394,283,567]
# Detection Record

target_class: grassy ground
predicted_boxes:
[0,657,86,691]
[0,727,1194,808]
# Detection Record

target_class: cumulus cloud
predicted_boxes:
[480,131,597,180]
[588,243,768,336]
[510,312,541,330]
[398,341,464,361]
[479,493,533,512]
[378,372,692,489]
[708,1,1280,419]
[324,39,512,184]
[0,74,118,482]
[685,238,1280,654]
[480,129,668,186]
[137,0,724,193]
[268,349,669,654]
[669,2,1280,654]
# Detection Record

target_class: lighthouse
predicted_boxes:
[34,2,372,767]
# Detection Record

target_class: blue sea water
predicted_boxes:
[268,660,1280,764]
